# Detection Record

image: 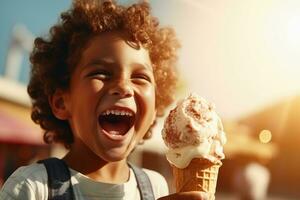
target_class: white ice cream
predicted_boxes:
[162,93,226,168]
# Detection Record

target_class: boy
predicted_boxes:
[0,0,208,199]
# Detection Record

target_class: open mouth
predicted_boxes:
[98,108,135,136]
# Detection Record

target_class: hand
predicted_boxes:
[157,191,209,200]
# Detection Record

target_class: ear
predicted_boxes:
[49,89,70,120]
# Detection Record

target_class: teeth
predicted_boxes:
[101,109,133,116]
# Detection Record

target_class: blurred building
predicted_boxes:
[240,96,300,198]
[0,1,72,186]
[0,24,49,186]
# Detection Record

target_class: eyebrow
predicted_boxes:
[131,62,153,72]
[84,58,116,68]
[84,58,153,71]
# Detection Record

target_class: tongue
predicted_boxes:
[101,121,129,135]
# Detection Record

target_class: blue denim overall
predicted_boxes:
[38,158,155,200]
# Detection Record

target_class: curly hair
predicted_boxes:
[28,0,180,146]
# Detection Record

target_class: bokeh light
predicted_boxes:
[259,130,272,144]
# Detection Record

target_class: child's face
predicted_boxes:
[62,31,156,162]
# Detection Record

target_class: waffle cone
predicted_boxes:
[172,158,222,200]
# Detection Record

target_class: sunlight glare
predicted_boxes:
[286,15,300,47]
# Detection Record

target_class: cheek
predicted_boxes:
[135,85,156,127]
[140,86,156,129]
[74,80,104,106]
[69,81,103,124]
[90,80,105,92]
[142,85,156,109]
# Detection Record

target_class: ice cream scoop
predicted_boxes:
[162,93,226,168]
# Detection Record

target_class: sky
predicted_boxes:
[0,0,70,82]
[1,0,300,119]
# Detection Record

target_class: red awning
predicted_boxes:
[0,110,44,145]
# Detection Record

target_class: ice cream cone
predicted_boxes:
[172,158,222,200]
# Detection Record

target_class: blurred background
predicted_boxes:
[0,0,300,199]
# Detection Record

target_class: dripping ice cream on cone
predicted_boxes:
[162,93,227,200]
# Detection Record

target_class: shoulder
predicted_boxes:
[7,162,47,184]
[0,163,48,200]
[143,168,169,198]
[143,168,167,184]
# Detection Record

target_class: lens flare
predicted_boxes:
[259,130,272,144]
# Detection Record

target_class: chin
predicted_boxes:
[100,148,131,162]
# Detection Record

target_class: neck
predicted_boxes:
[63,145,130,184]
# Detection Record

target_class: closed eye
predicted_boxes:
[131,73,152,83]
[87,70,112,80]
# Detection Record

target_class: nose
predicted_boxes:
[108,77,134,98]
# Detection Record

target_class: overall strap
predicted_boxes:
[128,163,155,200]
[38,158,74,200]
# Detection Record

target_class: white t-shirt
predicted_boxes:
[0,163,169,200]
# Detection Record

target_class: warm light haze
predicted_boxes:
[151,0,300,119]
